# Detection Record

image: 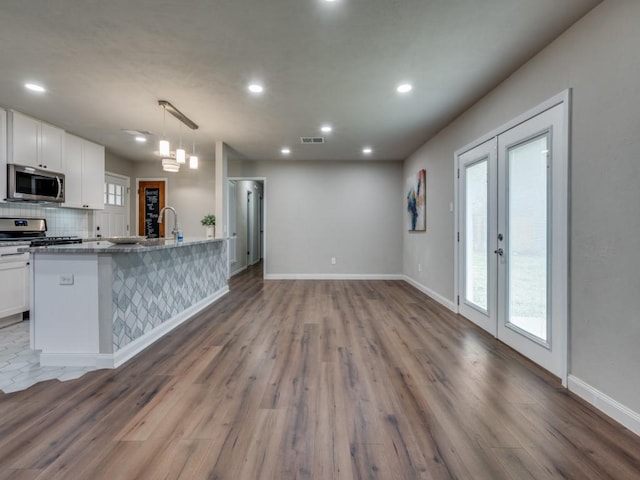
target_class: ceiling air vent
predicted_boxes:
[300,136,325,144]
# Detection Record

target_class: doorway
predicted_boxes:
[227,178,265,277]
[456,94,569,383]
[137,179,166,238]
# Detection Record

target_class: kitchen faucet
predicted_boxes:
[158,206,180,241]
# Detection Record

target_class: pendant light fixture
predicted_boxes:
[159,103,170,156]
[189,132,198,169]
[176,120,186,164]
[157,100,199,171]
[162,158,180,172]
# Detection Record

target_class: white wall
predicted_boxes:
[404,0,640,416]
[132,157,215,238]
[232,160,403,278]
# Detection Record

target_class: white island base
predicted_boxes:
[28,238,228,368]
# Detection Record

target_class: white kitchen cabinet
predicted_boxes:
[62,132,105,209]
[7,110,63,171]
[0,249,29,320]
[82,140,105,209]
[62,133,83,206]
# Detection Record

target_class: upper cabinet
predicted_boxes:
[7,110,64,172]
[62,132,105,210]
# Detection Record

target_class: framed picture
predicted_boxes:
[406,169,426,232]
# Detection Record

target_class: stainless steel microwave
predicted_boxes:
[6,164,65,203]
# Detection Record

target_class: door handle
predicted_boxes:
[494,248,504,256]
[56,176,63,200]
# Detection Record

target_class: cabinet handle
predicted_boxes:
[0,252,26,257]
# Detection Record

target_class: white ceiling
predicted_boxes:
[0,0,601,164]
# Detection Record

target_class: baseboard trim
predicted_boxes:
[40,353,113,368]
[402,275,457,312]
[568,375,640,437]
[39,286,230,369]
[264,273,404,280]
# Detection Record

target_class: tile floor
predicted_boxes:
[0,321,98,394]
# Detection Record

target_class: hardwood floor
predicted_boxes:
[1,264,639,479]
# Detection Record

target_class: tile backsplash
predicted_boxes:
[0,203,91,237]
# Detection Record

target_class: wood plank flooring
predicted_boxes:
[1,264,639,479]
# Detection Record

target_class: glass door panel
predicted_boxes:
[507,135,549,343]
[496,101,567,380]
[458,139,497,336]
[465,159,488,311]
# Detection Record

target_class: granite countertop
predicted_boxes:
[23,237,225,254]
[0,240,32,247]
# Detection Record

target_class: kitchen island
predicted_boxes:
[26,238,228,367]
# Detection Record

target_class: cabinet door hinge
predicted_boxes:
[457,295,460,305]
[457,168,460,179]
[457,232,460,242]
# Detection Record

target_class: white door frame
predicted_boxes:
[454,90,571,385]
[227,176,267,278]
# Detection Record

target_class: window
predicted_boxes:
[104,182,125,206]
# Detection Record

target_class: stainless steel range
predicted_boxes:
[0,217,47,242]
[0,217,81,328]
[0,217,81,246]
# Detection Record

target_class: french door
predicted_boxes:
[457,100,568,381]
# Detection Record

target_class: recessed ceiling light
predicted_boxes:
[24,83,46,93]
[248,83,264,94]
[135,136,147,143]
[320,125,332,133]
[397,83,413,94]
[281,147,291,155]
[362,147,373,155]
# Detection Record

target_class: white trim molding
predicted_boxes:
[265,273,404,281]
[402,275,457,312]
[568,375,640,437]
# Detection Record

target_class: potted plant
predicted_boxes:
[201,214,216,238]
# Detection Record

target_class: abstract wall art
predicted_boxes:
[406,169,426,232]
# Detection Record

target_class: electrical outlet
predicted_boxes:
[331,257,337,265]
[59,274,74,286]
